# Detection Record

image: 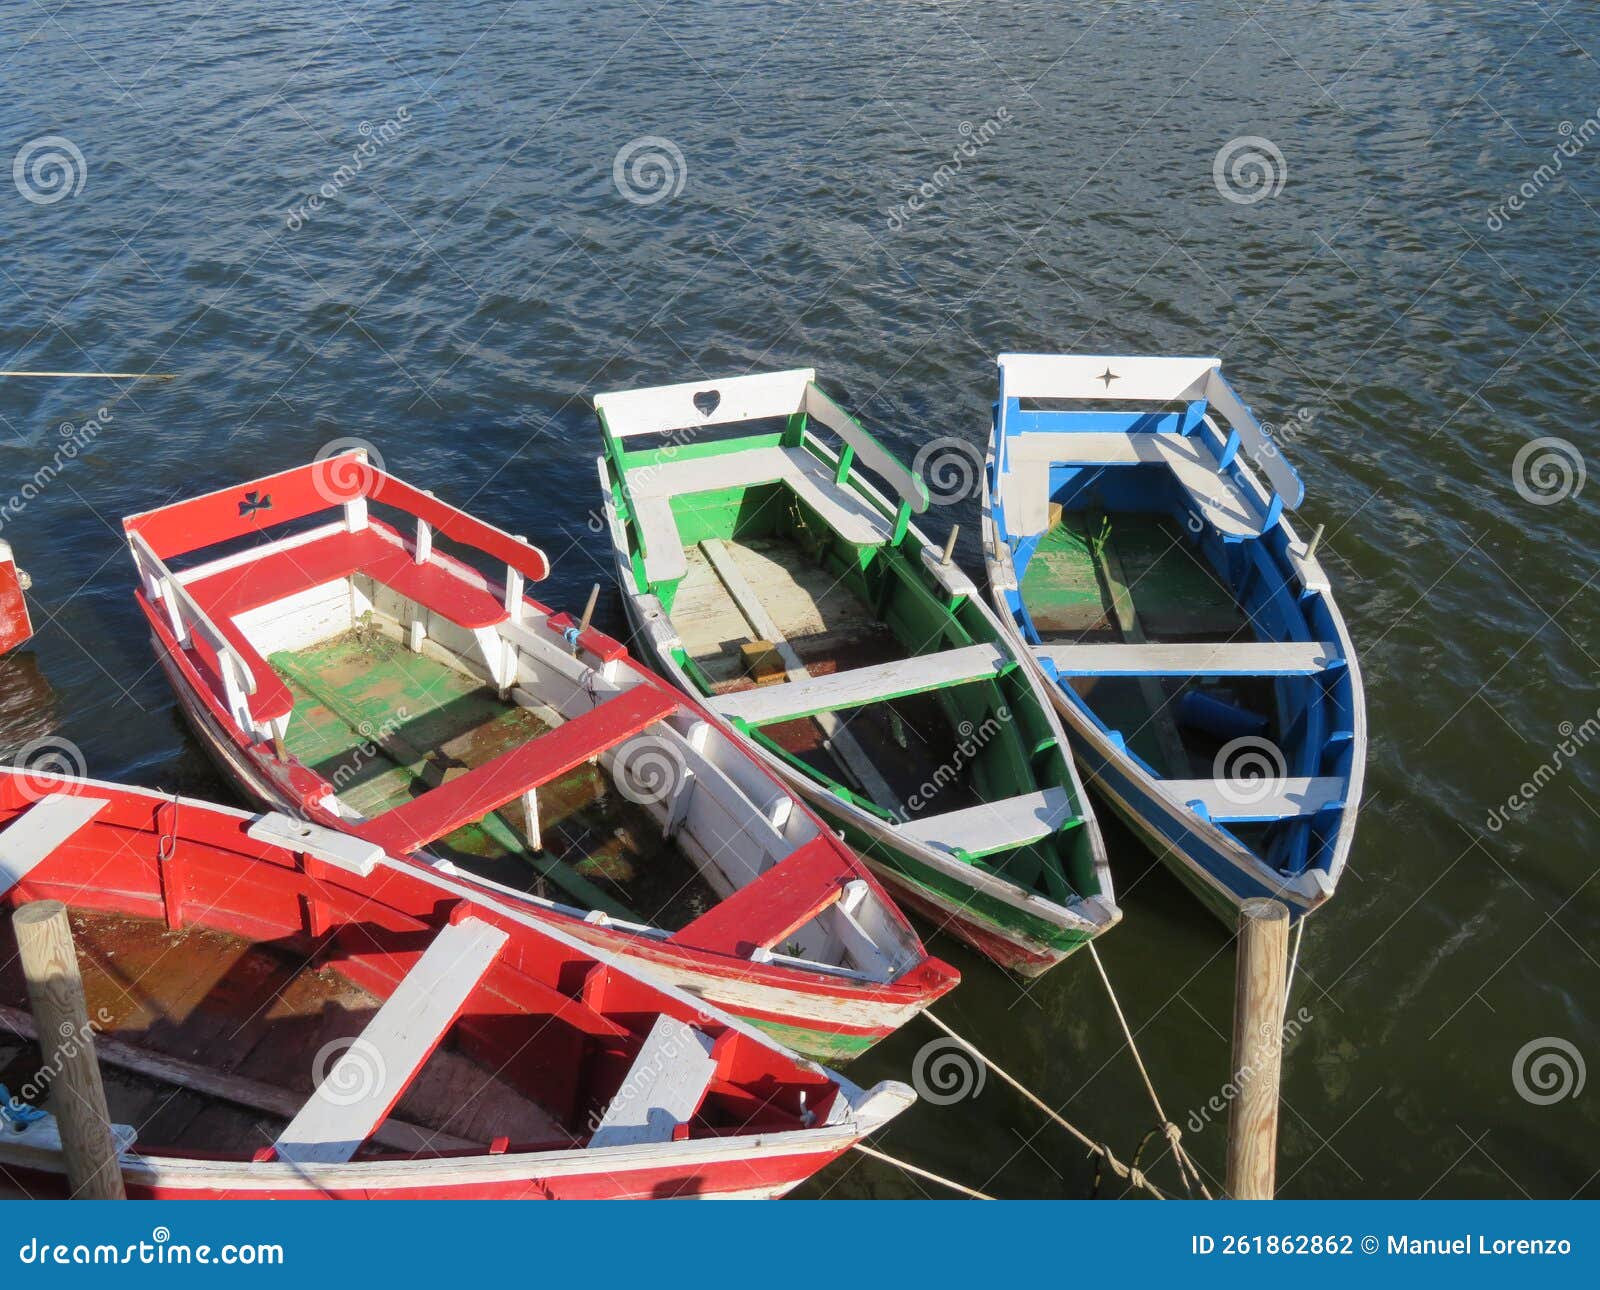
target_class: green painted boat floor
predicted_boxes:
[1023,512,1274,778]
[273,631,720,930]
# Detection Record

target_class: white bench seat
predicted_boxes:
[0,795,109,896]
[895,786,1078,858]
[625,447,889,587]
[588,1015,716,1149]
[1033,640,1340,676]
[1003,431,1267,538]
[710,643,1008,727]
[275,916,508,1166]
[1163,776,1345,823]
[631,495,689,585]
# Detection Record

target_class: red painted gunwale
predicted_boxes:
[121,457,958,1059]
[0,771,909,1200]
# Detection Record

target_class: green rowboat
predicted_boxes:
[595,368,1118,976]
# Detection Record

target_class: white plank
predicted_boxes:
[0,796,108,896]
[995,356,1303,508]
[1033,640,1339,676]
[588,1015,716,1149]
[247,813,384,876]
[998,353,1217,402]
[896,787,1077,857]
[275,917,508,1166]
[596,368,814,438]
[631,448,885,545]
[711,644,1007,726]
[631,494,689,585]
[802,383,925,509]
[1002,432,1264,538]
[699,539,904,814]
[1164,776,1345,822]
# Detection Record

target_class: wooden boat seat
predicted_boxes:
[670,836,847,957]
[0,795,108,896]
[895,787,1079,859]
[1164,776,1345,824]
[587,1014,716,1149]
[357,684,678,853]
[1002,431,1268,539]
[183,523,510,722]
[1032,640,1341,676]
[709,643,1009,727]
[625,447,887,585]
[275,916,509,1166]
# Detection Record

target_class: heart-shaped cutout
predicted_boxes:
[692,389,721,417]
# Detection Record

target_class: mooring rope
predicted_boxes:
[922,1011,1171,1199]
[851,1143,995,1199]
[1086,941,1212,1199]
[1282,919,1305,1030]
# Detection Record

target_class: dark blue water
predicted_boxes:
[2,1,1595,1198]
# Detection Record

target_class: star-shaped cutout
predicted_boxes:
[1097,367,1118,388]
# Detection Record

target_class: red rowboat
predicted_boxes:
[120,451,956,1063]
[0,770,915,1199]
[0,540,32,655]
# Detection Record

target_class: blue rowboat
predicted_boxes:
[980,354,1366,924]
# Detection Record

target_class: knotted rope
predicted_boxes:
[1086,941,1212,1198]
[923,1011,1171,1199]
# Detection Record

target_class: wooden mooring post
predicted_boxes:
[12,901,126,1199]
[1225,898,1289,1200]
